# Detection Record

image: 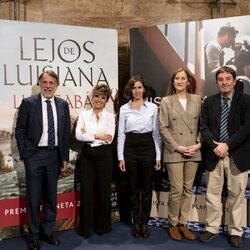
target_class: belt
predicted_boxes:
[126,131,152,136]
[83,144,111,151]
[37,146,58,151]
[126,131,153,137]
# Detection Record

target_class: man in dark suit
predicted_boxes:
[199,66,250,248]
[15,70,71,250]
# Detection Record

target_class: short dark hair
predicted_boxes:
[92,84,111,101]
[217,24,238,38]
[38,70,59,85]
[123,75,149,100]
[215,66,236,80]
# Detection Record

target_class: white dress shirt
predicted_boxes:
[75,108,115,147]
[38,95,58,146]
[117,100,161,161]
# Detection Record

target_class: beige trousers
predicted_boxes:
[205,156,248,236]
[166,161,198,226]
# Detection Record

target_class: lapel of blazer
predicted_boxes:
[171,94,193,131]
[36,94,43,128]
[54,97,62,134]
[211,94,222,128]
[228,90,241,124]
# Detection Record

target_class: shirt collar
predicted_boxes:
[90,108,105,118]
[221,90,234,102]
[128,99,148,108]
[41,95,55,104]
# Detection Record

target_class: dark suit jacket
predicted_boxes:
[200,90,250,172]
[15,94,71,168]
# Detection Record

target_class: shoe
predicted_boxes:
[229,235,243,248]
[41,234,60,245]
[131,223,141,238]
[199,231,218,242]
[178,225,195,240]
[28,239,40,250]
[141,223,150,238]
[169,226,181,241]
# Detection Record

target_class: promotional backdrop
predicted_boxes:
[130,15,250,237]
[0,19,118,239]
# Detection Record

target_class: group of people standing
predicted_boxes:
[15,65,250,250]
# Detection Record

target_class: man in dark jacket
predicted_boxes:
[199,66,250,248]
[15,70,71,250]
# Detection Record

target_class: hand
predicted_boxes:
[119,160,126,172]
[176,143,201,157]
[95,133,113,142]
[176,145,189,155]
[176,145,193,157]
[213,140,229,159]
[61,161,68,172]
[186,143,201,157]
[154,160,161,170]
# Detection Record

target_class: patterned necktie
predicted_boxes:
[219,97,229,142]
[46,100,55,149]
